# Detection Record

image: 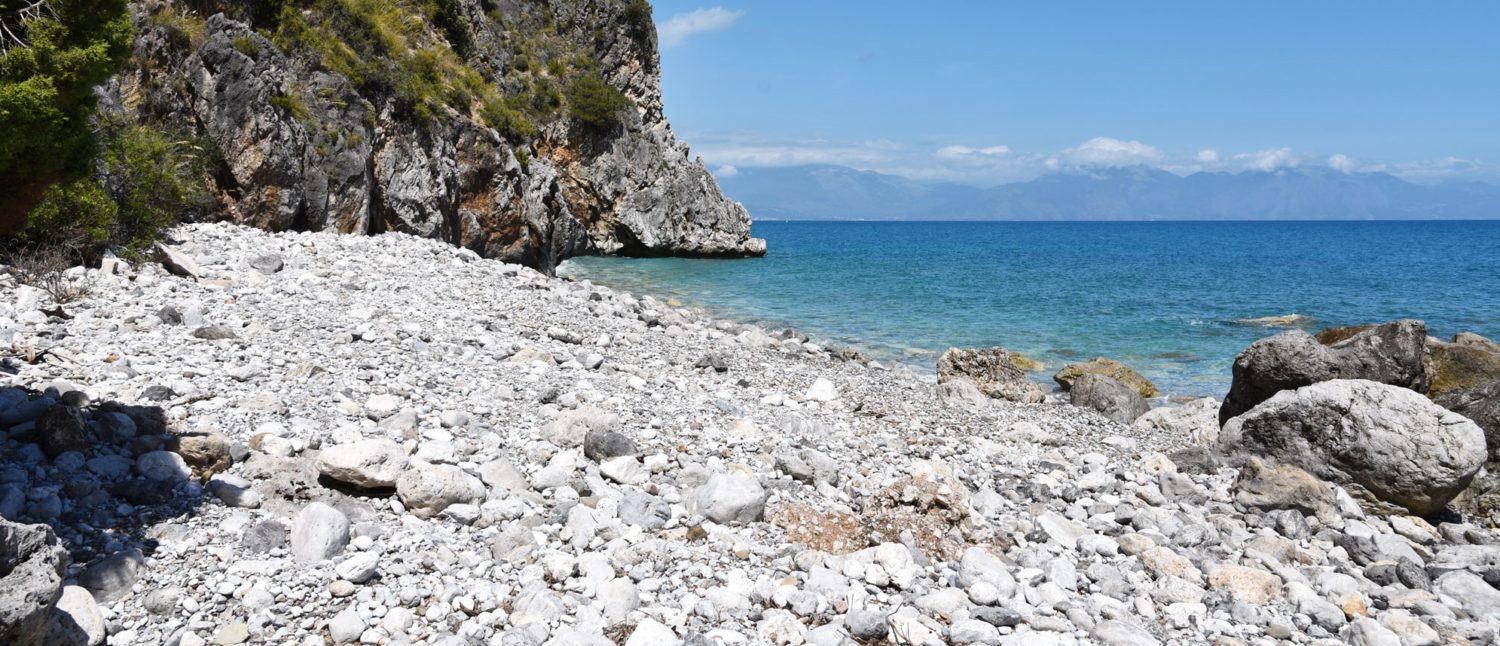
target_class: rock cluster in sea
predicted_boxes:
[2,222,1499,645]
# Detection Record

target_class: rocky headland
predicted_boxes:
[2,223,1500,645]
[102,0,763,272]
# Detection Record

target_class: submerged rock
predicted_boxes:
[1221,379,1485,515]
[1054,357,1159,398]
[1219,320,1431,424]
[937,347,1045,404]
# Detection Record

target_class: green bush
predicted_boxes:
[0,0,133,232]
[567,73,631,129]
[98,122,208,257]
[270,93,313,122]
[623,0,652,40]
[233,34,260,57]
[14,177,119,254]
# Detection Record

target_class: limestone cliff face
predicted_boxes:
[107,0,763,271]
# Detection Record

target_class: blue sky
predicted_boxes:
[650,1,1500,185]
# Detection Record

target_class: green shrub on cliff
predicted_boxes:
[0,0,133,233]
[4,118,209,264]
[567,73,631,128]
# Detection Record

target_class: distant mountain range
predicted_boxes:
[714,164,1500,220]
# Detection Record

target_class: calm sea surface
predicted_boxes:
[563,221,1500,398]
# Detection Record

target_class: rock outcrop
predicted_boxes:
[1054,357,1159,398]
[1220,379,1485,516]
[1219,320,1430,424]
[108,1,762,272]
[936,347,1045,404]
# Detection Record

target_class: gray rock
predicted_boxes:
[136,450,191,481]
[155,243,202,278]
[619,490,671,529]
[935,379,989,408]
[395,464,485,518]
[1220,320,1430,424]
[1070,373,1150,424]
[249,253,284,274]
[689,466,766,525]
[37,405,89,458]
[957,547,1018,599]
[543,406,618,448]
[1221,379,1486,515]
[77,548,144,603]
[0,519,67,645]
[937,347,1046,404]
[290,502,350,564]
[242,519,287,554]
[1436,570,1500,618]
[52,585,105,646]
[335,552,379,584]
[1134,397,1220,444]
[844,609,888,640]
[328,605,364,643]
[1232,456,1338,520]
[192,325,239,341]
[316,439,408,489]
[583,428,637,462]
[1092,619,1162,646]
[1434,378,1500,459]
[971,606,1021,628]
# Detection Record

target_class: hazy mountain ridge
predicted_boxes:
[716,164,1500,220]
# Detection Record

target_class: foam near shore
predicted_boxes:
[2,223,1498,645]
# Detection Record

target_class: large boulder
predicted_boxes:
[937,347,1045,404]
[1428,333,1500,396]
[1220,379,1485,516]
[1070,374,1150,424]
[317,439,409,489]
[1,519,67,645]
[1219,320,1430,424]
[1054,358,1159,398]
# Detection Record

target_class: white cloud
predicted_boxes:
[1328,154,1357,172]
[658,7,744,48]
[1232,148,1301,172]
[1059,137,1165,167]
[682,130,1500,186]
[935,144,1012,160]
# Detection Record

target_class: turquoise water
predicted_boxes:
[563,221,1500,398]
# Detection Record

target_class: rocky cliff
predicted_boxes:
[105,0,763,271]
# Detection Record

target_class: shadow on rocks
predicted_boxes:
[1,382,224,642]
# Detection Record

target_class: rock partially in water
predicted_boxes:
[1221,379,1485,516]
[1232,314,1315,327]
[1220,320,1430,424]
[937,347,1045,404]
[1054,357,1160,398]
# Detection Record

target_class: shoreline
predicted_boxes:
[2,222,1497,645]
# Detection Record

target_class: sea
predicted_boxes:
[561,220,1500,399]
